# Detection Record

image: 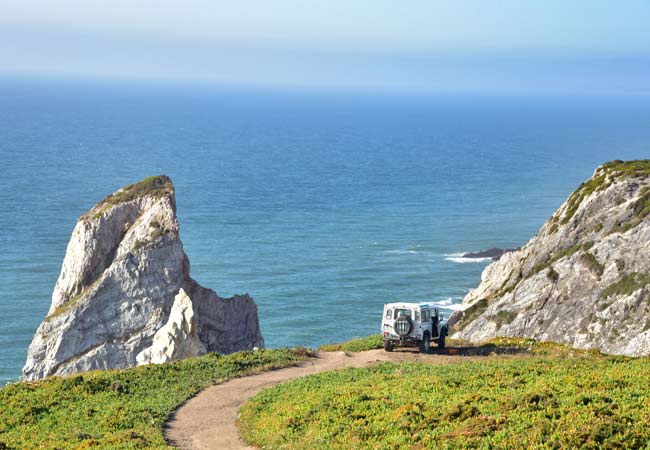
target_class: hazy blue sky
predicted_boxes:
[1,0,649,94]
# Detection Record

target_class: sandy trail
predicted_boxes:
[165,349,475,450]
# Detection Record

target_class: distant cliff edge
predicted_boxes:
[451,160,650,356]
[23,176,263,381]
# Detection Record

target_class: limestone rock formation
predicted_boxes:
[451,160,650,356]
[23,176,264,381]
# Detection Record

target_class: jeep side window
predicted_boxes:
[422,310,430,322]
[385,309,392,319]
[414,310,420,321]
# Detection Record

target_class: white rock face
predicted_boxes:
[23,176,264,381]
[137,288,207,365]
[451,161,650,356]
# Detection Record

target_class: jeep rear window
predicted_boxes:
[394,309,412,319]
[385,309,391,319]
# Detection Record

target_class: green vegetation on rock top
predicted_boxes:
[0,349,309,449]
[560,159,650,225]
[601,159,650,177]
[84,175,174,220]
[240,352,646,450]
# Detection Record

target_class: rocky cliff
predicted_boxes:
[451,160,650,356]
[23,176,264,381]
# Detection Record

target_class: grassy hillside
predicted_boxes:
[240,341,650,449]
[0,348,310,449]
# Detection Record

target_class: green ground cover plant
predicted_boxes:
[240,350,650,449]
[319,335,384,352]
[0,349,310,449]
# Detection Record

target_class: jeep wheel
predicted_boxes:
[383,340,394,352]
[419,333,430,353]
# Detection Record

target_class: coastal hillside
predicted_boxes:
[451,160,650,355]
[23,176,263,381]
[240,340,650,450]
[5,339,650,449]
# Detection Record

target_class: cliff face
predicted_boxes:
[451,160,650,356]
[23,176,264,381]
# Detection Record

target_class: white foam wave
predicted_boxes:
[444,252,493,263]
[429,298,464,311]
[385,249,433,256]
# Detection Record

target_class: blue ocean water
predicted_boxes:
[1,78,649,385]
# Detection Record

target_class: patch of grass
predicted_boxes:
[0,349,309,449]
[547,266,559,282]
[489,270,524,301]
[593,222,604,232]
[240,352,645,450]
[319,335,383,352]
[580,252,604,278]
[531,243,582,275]
[454,299,488,331]
[46,274,105,320]
[609,186,650,235]
[616,259,625,272]
[599,272,650,299]
[84,176,173,221]
[132,227,169,252]
[491,310,517,328]
[601,159,650,178]
[561,173,609,224]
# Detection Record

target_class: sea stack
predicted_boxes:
[23,176,264,381]
[451,160,650,356]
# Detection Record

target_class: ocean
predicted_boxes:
[1,77,649,385]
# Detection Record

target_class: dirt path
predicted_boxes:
[165,349,478,450]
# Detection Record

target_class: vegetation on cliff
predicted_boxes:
[559,159,650,225]
[0,349,309,449]
[83,175,174,220]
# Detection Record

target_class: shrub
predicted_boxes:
[580,252,604,278]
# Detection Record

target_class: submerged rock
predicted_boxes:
[23,176,264,381]
[462,248,518,261]
[451,160,650,356]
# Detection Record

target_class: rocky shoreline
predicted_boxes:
[461,247,518,261]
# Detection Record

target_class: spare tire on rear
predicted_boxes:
[394,316,412,336]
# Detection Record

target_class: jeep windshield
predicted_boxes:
[393,309,412,319]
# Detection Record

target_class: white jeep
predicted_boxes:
[381,302,449,353]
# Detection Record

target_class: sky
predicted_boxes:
[1,0,649,94]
